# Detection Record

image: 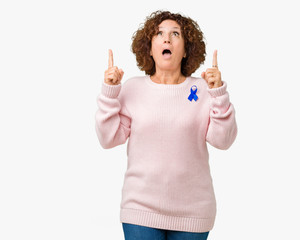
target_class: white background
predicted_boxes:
[1,0,299,239]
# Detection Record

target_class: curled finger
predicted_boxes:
[112,72,120,83]
[206,73,214,78]
[206,68,217,74]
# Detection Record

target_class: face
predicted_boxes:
[150,19,186,72]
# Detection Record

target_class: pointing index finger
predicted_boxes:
[212,49,218,68]
[108,49,114,68]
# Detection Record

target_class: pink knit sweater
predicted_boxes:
[95,75,237,233]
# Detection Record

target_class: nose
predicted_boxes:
[163,34,171,43]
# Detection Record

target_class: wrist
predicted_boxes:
[104,80,120,86]
[101,81,121,98]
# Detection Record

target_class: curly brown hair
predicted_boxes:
[131,10,206,77]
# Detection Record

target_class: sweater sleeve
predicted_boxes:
[95,81,131,149]
[205,81,237,150]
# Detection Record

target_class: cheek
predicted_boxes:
[151,45,161,57]
[179,40,185,50]
[180,44,186,55]
[175,44,185,56]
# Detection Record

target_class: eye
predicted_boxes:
[157,31,163,35]
[173,31,179,36]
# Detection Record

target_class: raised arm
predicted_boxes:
[205,82,237,150]
[202,50,237,150]
[95,49,131,149]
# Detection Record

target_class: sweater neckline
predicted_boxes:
[145,75,190,88]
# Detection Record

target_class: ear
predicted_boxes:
[150,50,152,56]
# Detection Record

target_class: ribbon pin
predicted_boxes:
[187,85,198,101]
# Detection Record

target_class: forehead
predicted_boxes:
[158,19,181,29]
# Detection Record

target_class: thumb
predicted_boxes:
[119,68,124,79]
[201,71,207,82]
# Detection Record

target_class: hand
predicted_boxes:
[201,50,222,89]
[104,49,124,85]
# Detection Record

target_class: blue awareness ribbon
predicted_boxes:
[187,85,198,101]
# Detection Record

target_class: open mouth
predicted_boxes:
[162,49,172,55]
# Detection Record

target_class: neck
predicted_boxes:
[150,69,185,84]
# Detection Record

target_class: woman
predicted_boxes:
[95,10,237,240]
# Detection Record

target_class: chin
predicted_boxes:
[159,62,179,70]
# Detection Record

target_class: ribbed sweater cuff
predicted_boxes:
[101,81,121,98]
[207,81,227,97]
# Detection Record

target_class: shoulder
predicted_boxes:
[189,75,207,88]
[118,75,145,97]
[123,75,146,85]
[121,75,146,91]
